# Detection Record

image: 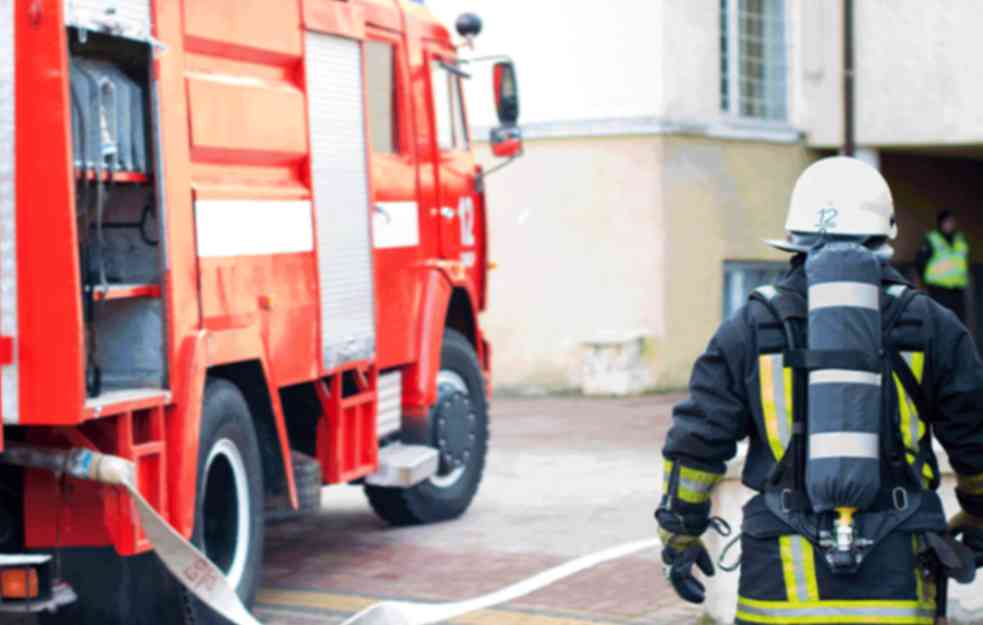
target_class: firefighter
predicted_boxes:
[656,156,983,624]
[915,209,970,323]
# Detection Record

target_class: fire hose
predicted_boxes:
[0,445,661,625]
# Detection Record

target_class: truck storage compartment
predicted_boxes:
[68,31,164,399]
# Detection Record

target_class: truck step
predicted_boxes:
[365,443,439,488]
[84,388,171,419]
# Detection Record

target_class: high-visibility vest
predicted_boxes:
[924,230,969,289]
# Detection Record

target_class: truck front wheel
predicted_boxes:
[183,378,266,625]
[366,329,489,525]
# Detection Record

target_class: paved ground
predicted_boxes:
[256,394,699,625]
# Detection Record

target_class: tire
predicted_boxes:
[183,378,266,625]
[38,380,265,625]
[365,329,489,525]
[266,451,322,523]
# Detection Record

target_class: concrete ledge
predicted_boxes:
[703,445,983,624]
[470,116,804,144]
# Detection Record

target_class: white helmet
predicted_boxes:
[766,156,897,254]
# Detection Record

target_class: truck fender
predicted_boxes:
[170,325,298,538]
[402,269,451,435]
[167,331,208,538]
[402,268,481,442]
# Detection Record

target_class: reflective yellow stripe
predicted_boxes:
[677,465,722,504]
[759,354,792,461]
[658,528,698,549]
[736,596,935,625]
[779,536,819,603]
[895,352,931,487]
[662,459,722,505]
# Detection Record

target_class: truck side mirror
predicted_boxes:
[489,125,523,159]
[493,61,519,127]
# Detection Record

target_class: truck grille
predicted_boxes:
[0,0,18,423]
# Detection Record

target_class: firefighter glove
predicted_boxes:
[949,511,983,568]
[659,530,714,604]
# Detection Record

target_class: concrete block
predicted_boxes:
[580,331,651,396]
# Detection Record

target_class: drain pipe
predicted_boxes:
[843,0,855,156]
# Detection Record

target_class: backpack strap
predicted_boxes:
[883,285,941,490]
[749,286,811,514]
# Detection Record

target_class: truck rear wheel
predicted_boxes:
[366,329,489,525]
[183,378,266,625]
[37,380,265,625]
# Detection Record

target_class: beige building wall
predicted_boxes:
[431,0,983,391]
[477,134,818,392]
[476,136,666,391]
[658,136,817,387]
[803,0,983,148]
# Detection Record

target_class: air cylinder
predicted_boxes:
[805,242,882,514]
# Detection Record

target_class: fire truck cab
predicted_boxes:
[0,0,522,622]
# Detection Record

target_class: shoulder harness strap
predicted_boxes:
[884,284,941,490]
[750,286,811,515]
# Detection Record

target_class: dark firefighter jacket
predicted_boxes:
[659,258,983,625]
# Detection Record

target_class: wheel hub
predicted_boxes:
[434,387,476,474]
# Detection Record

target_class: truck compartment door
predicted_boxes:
[305,32,377,371]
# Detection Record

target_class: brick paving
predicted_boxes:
[258,394,699,625]
[0,395,697,625]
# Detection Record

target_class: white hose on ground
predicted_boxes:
[0,445,661,625]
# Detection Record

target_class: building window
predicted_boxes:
[721,0,788,121]
[723,261,787,319]
[365,40,399,154]
[431,61,469,152]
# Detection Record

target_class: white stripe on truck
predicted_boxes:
[195,199,315,258]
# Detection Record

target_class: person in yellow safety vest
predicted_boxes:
[656,157,983,625]
[916,209,970,323]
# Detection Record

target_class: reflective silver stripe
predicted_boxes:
[737,601,935,620]
[809,432,879,460]
[886,284,908,298]
[0,0,18,424]
[788,536,811,602]
[756,285,778,301]
[770,354,790,449]
[678,476,714,497]
[810,369,881,386]
[808,281,880,310]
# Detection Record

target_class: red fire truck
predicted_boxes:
[0,0,522,622]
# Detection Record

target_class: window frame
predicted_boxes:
[363,28,410,159]
[722,260,788,320]
[428,55,471,154]
[720,0,789,123]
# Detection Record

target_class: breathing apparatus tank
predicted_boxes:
[805,242,883,570]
